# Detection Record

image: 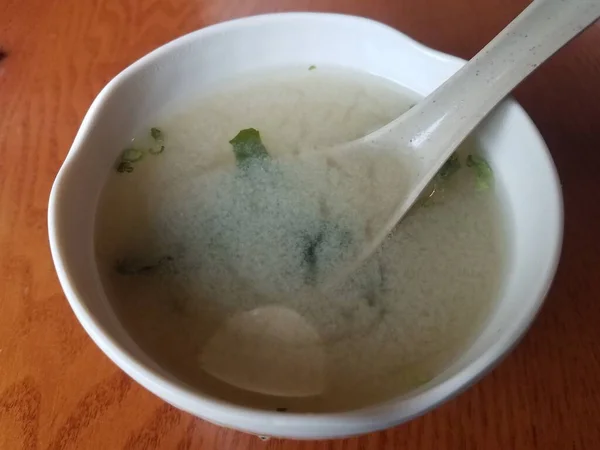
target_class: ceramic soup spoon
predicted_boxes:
[324,0,600,287]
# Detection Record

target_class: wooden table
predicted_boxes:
[2,0,600,448]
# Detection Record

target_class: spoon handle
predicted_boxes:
[377,0,600,175]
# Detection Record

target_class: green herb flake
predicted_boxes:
[466,154,493,190]
[229,128,270,167]
[437,153,461,179]
[121,148,144,163]
[302,230,324,284]
[149,127,166,155]
[308,65,317,71]
[116,161,134,173]
[150,127,164,142]
[301,222,352,285]
[115,255,174,275]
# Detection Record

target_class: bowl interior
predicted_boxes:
[48,13,562,438]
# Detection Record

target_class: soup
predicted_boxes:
[95,67,504,412]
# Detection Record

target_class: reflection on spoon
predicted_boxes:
[201,305,326,397]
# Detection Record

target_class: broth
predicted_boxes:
[95,67,504,412]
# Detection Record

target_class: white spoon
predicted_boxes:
[324,0,600,287]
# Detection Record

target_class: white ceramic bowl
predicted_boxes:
[48,13,563,439]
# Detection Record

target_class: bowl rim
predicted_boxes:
[48,12,564,439]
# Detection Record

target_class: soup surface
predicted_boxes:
[95,67,504,412]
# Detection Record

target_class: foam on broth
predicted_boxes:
[95,67,504,412]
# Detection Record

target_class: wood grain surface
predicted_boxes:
[1,0,600,448]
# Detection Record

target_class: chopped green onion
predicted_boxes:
[116,161,134,173]
[437,153,461,179]
[150,127,164,142]
[121,148,144,162]
[149,127,166,155]
[466,154,493,190]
